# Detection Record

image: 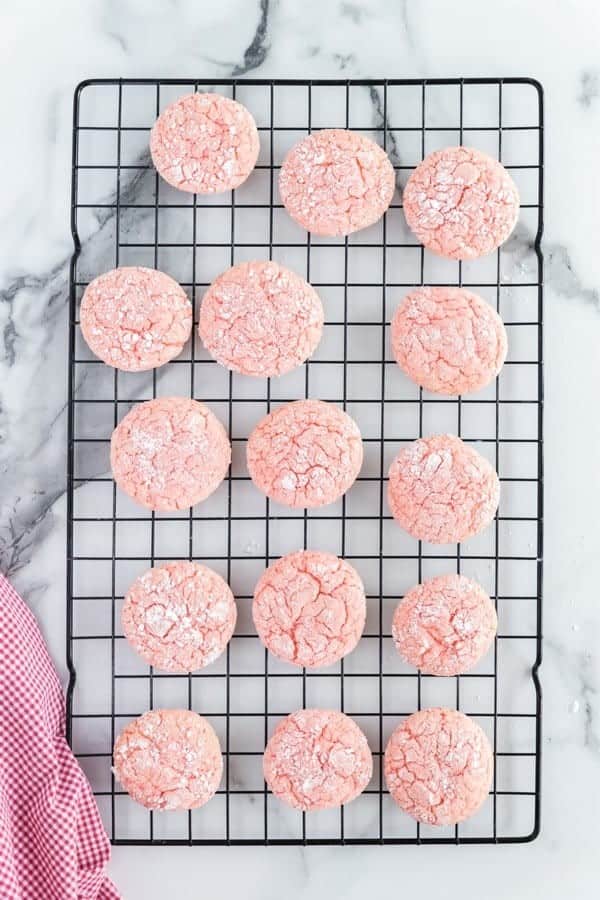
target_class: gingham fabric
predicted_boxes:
[0,574,119,899]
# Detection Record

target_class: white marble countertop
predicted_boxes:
[1,0,599,896]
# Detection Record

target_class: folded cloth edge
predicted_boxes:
[0,573,120,899]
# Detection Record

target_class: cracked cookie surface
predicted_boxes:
[80,267,192,372]
[392,573,497,676]
[403,146,519,259]
[279,128,395,236]
[122,561,236,673]
[150,92,259,194]
[247,399,363,508]
[391,286,507,395]
[113,709,223,810]
[263,709,372,811]
[384,708,493,825]
[387,434,499,544]
[253,550,366,668]
[111,397,231,511]
[199,261,324,377]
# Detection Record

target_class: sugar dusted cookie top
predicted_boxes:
[110,397,230,511]
[264,709,372,811]
[279,128,395,236]
[391,286,507,395]
[80,267,192,372]
[122,561,236,673]
[253,550,366,669]
[385,708,493,825]
[387,434,499,544]
[113,709,222,810]
[392,573,497,676]
[247,400,363,508]
[150,92,259,194]
[403,146,519,259]
[199,261,324,377]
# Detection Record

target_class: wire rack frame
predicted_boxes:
[66,77,544,846]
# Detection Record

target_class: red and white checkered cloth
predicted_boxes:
[0,573,119,899]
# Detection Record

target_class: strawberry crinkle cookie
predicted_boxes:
[110,397,231,511]
[391,286,507,395]
[253,550,366,668]
[199,261,324,377]
[279,128,395,236]
[392,573,497,676]
[387,434,499,544]
[122,561,236,673]
[80,266,192,372]
[150,92,259,194]
[403,146,519,259]
[263,709,372,811]
[384,708,493,825]
[113,709,223,810]
[246,399,363,508]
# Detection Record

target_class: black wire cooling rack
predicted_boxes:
[66,77,543,846]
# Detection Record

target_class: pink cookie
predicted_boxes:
[122,561,236,673]
[253,550,366,669]
[392,573,497,676]
[391,286,507,395]
[384,708,493,825]
[113,709,222,810]
[199,261,324,377]
[279,129,395,236]
[150,92,259,194]
[80,267,192,372]
[111,397,231,511]
[263,709,372,811]
[387,434,499,544]
[247,400,363,508]
[403,147,520,259]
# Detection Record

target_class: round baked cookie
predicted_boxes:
[113,709,222,810]
[150,92,259,194]
[247,400,363,508]
[392,573,497,676]
[111,397,231,511]
[199,261,324,377]
[391,286,508,395]
[402,147,520,259]
[80,267,192,372]
[279,129,396,236]
[263,709,372,811]
[122,561,236,673]
[253,550,366,669]
[387,434,499,544]
[384,708,493,825]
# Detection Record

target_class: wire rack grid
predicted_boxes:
[67,77,543,846]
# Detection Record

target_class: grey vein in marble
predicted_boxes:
[577,70,599,107]
[367,85,403,176]
[1,156,173,576]
[547,639,599,754]
[545,243,600,309]
[0,10,277,577]
[333,52,356,70]
[340,2,364,25]
[503,224,599,309]
[232,0,271,76]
